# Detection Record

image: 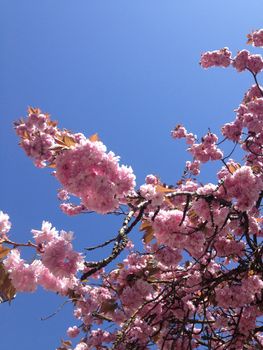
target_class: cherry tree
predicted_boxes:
[1,29,263,349]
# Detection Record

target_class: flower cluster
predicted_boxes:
[171,124,196,145]
[172,128,223,166]
[15,108,136,214]
[55,139,136,214]
[219,165,263,211]
[3,221,83,293]
[247,29,263,47]
[0,211,11,239]
[4,29,263,350]
[200,47,232,68]
[232,50,263,74]
[189,132,223,162]
[14,108,58,167]
[200,45,263,75]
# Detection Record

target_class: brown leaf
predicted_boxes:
[188,209,198,220]
[140,220,155,244]
[184,260,191,268]
[61,340,72,347]
[63,135,76,147]
[226,233,233,240]
[89,133,100,142]
[28,106,41,115]
[155,184,175,194]
[22,130,30,140]
[196,290,202,297]
[246,34,253,45]
[228,163,241,174]
[49,144,65,151]
[54,136,67,146]
[252,165,261,174]
[140,220,152,232]
[100,300,117,313]
[0,245,10,260]
[47,120,58,127]
[152,333,160,342]
[147,266,160,277]
[0,263,16,303]
[56,339,72,350]
[143,227,154,244]
[47,163,57,169]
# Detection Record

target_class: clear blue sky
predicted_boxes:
[1,1,263,349]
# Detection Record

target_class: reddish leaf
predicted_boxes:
[155,184,174,194]
[143,227,154,244]
[0,245,10,260]
[0,263,16,303]
[89,133,99,142]
[28,106,41,115]
[228,163,241,174]
[63,135,76,147]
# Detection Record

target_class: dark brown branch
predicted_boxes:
[81,200,148,280]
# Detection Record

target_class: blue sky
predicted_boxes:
[1,1,263,349]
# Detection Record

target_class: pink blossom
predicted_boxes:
[248,29,263,47]
[86,329,113,348]
[3,250,39,292]
[232,50,263,74]
[156,246,182,267]
[31,221,58,245]
[200,47,232,68]
[185,133,196,145]
[74,342,88,350]
[185,160,200,175]
[60,203,85,216]
[37,264,63,292]
[221,119,242,142]
[171,125,196,145]
[55,139,135,214]
[139,183,164,206]
[14,110,57,167]
[222,165,263,211]
[232,50,249,72]
[0,211,11,238]
[41,234,83,278]
[11,29,263,350]
[3,249,24,271]
[145,174,159,185]
[171,124,187,139]
[67,326,80,338]
[152,209,188,248]
[214,237,245,257]
[247,54,263,74]
[188,132,223,163]
[243,84,263,103]
[57,189,70,201]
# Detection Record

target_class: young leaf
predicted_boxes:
[143,227,154,244]
[89,133,99,142]
[140,220,155,244]
[28,106,41,115]
[63,135,76,147]
[228,163,241,174]
[0,245,10,260]
[155,184,174,193]
[0,263,16,303]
